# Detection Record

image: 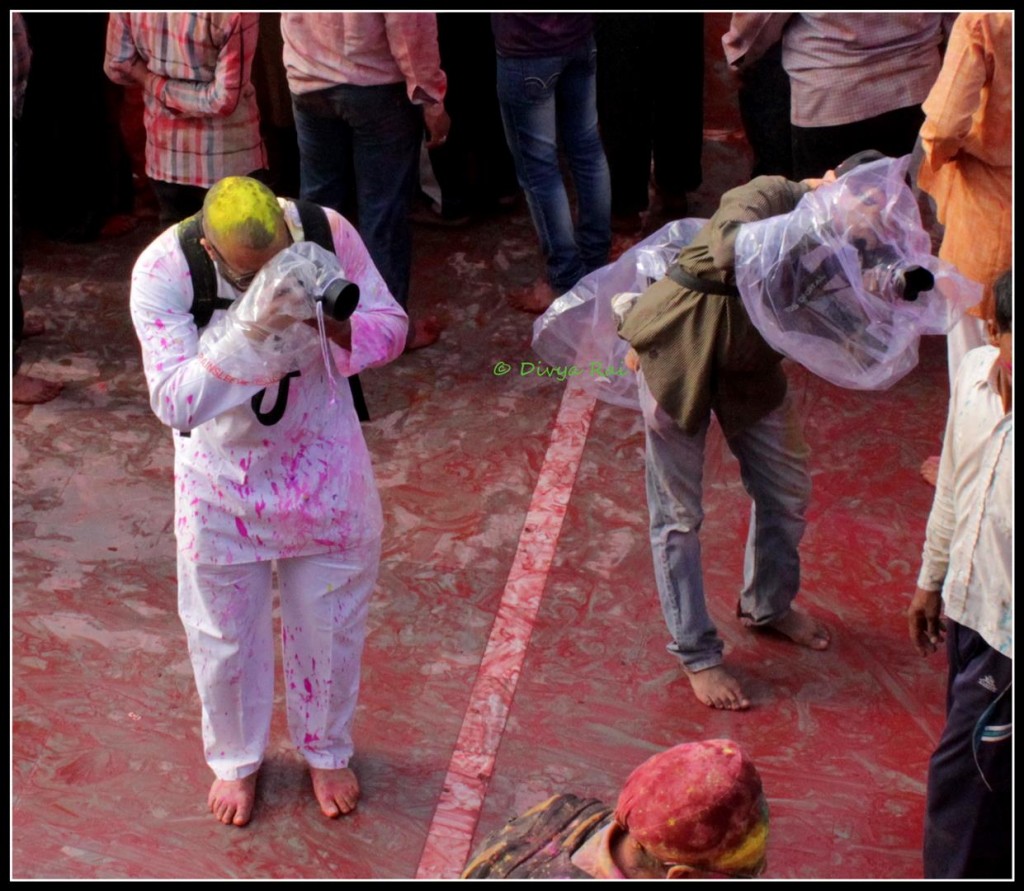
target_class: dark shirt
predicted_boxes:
[618,176,811,438]
[491,13,593,58]
[461,794,612,879]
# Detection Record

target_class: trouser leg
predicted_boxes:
[924,621,1012,878]
[639,375,722,671]
[277,542,381,769]
[497,52,585,292]
[727,394,811,624]
[557,38,612,275]
[178,556,275,780]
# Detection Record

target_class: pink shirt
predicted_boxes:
[723,13,953,128]
[104,12,266,188]
[281,12,446,105]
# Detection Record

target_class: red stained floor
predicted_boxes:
[12,14,952,880]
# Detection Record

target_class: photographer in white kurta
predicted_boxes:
[130,176,407,827]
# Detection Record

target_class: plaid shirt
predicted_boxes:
[104,12,266,188]
[12,11,31,119]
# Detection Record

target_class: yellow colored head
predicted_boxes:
[202,176,286,251]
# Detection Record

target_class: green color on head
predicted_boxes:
[203,176,285,250]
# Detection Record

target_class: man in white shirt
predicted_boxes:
[131,176,407,826]
[908,269,1012,878]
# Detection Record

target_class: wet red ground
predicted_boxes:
[13,14,950,880]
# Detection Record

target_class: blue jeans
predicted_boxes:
[496,39,611,292]
[639,375,811,672]
[291,82,421,308]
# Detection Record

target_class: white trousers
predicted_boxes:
[177,543,380,780]
[947,314,988,393]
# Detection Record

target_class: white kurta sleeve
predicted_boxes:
[322,209,409,376]
[130,227,265,432]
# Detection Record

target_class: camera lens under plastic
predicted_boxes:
[898,266,934,302]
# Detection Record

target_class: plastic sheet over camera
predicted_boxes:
[735,154,982,390]
[198,242,345,387]
[532,218,705,409]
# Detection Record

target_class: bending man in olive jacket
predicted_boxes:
[619,171,836,710]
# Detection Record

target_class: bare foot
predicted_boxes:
[405,316,442,352]
[507,279,557,314]
[13,373,63,405]
[686,665,751,710]
[766,609,831,650]
[920,455,940,487]
[208,773,257,827]
[310,766,360,818]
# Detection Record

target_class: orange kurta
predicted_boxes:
[917,12,1012,322]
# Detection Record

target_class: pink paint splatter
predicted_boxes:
[235,517,249,538]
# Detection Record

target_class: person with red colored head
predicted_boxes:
[461,739,769,879]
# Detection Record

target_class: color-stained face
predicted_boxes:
[202,225,289,292]
[200,175,290,291]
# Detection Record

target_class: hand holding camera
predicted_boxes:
[235,243,360,343]
[198,241,363,384]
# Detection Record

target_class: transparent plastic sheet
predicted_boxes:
[198,242,345,389]
[531,218,705,410]
[735,154,982,390]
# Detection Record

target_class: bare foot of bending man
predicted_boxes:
[208,773,257,826]
[686,665,751,711]
[767,609,831,650]
[310,766,360,818]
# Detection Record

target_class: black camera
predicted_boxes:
[316,277,360,321]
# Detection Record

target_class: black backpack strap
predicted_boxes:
[291,198,371,423]
[294,198,334,253]
[176,213,234,329]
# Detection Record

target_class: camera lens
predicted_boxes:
[318,278,360,321]
[898,265,934,302]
